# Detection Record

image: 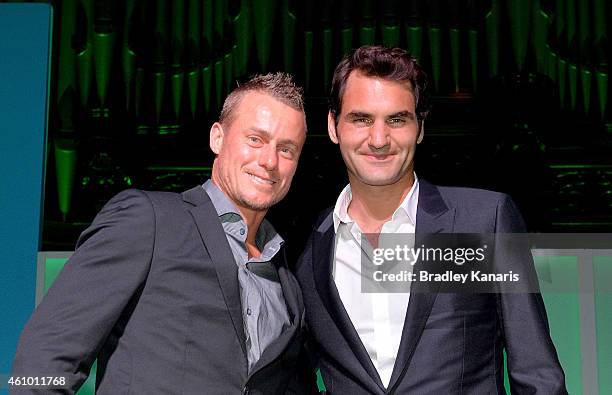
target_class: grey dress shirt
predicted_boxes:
[202,180,291,372]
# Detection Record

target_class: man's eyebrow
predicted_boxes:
[248,127,299,148]
[345,111,416,120]
[248,127,272,137]
[387,111,415,119]
[345,111,373,119]
[278,140,299,150]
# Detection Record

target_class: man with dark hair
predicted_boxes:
[295,46,567,394]
[12,73,309,394]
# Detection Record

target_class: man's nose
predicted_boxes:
[368,122,390,149]
[258,144,279,170]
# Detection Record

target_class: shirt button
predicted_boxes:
[240,228,245,235]
[246,308,252,316]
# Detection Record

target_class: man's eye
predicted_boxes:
[279,147,295,158]
[388,118,406,125]
[248,136,262,144]
[354,118,372,125]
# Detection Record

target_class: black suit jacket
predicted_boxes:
[12,186,307,394]
[295,180,567,394]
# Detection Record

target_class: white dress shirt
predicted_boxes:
[332,175,419,388]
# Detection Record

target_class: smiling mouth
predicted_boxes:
[247,173,276,185]
[363,153,395,161]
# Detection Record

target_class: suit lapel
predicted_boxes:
[277,254,300,325]
[249,257,300,377]
[387,180,456,391]
[313,214,386,393]
[182,186,247,357]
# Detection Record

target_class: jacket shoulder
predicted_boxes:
[113,188,193,211]
[434,185,511,211]
[431,184,525,232]
[104,188,184,205]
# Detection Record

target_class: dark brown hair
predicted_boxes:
[329,46,430,121]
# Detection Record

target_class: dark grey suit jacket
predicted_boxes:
[294,180,567,394]
[12,186,307,394]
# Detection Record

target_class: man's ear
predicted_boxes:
[417,120,425,144]
[209,122,224,154]
[328,112,339,144]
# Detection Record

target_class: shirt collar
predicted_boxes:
[332,173,420,232]
[202,179,239,217]
[202,179,284,246]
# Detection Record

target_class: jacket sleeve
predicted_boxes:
[10,189,155,394]
[293,230,328,394]
[494,194,568,395]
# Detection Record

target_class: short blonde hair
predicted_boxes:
[219,72,305,127]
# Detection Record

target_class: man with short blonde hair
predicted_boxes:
[13,72,310,394]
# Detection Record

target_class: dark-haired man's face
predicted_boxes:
[328,71,421,188]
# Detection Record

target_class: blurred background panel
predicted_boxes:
[10,0,606,255]
[0,2,52,392]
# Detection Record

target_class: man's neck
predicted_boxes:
[236,206,266,258]
[347,172,415,235]
[209,176,266,257]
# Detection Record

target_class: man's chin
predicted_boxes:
[356,174,404,187]
[348,166,404,186]
[237,195,279,211]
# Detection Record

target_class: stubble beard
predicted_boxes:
[235,193,278,211]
